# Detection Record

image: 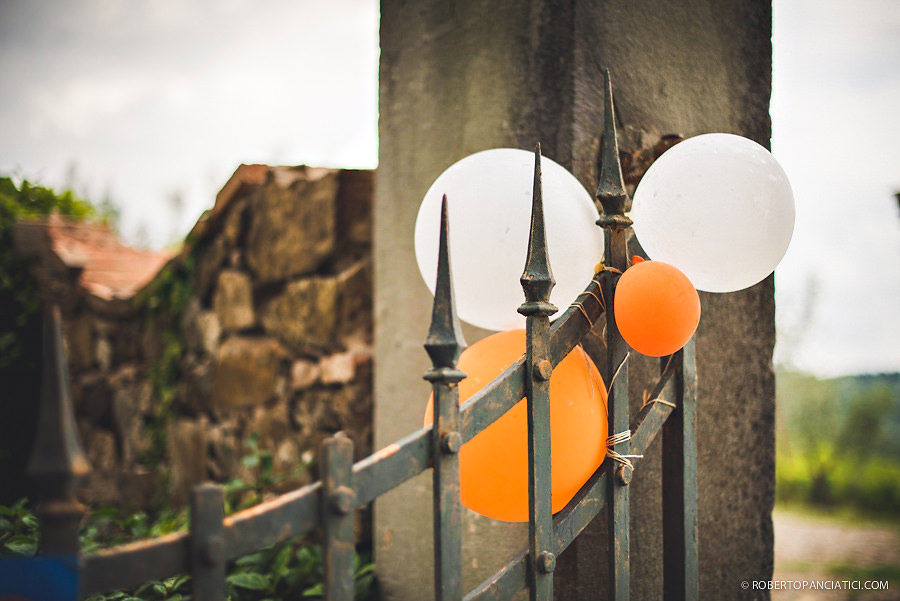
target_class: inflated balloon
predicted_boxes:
[630,133,795,293]
[614,259,700,357]
[415,149,604,331]
[424,329,607,522]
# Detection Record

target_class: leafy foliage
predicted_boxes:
[0,176,96,367]
[0,499,39,557]
[0,439,376,601]
[225,542,376,601]
[776,370,900,517]
[223,433,314,514]
[0,176,103,504]
[137,255,195,467]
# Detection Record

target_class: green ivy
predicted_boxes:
[136,255,195,468]
[0,176,96,368]
[0,499,377,601]
[3,439,374,600]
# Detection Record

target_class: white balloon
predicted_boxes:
[630,133,795,293]
[415,149,604,331]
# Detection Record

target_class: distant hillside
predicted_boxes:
[776,370,900,459]
[775,369,900,514]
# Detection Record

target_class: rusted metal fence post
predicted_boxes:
[322,433,356,601]
[26,306,90,596]
[190,484,226,601]
[662,340,698,601]
[596,69,634,601]
[424,195,466,601]
[519,144,557,601]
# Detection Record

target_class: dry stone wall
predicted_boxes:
[32,165,374,511]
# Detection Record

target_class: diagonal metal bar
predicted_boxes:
[424,194,466,601]
[458,359,526,443]
[463,547,529,601]
[464,365,683,601]
[353,428,432,505]
[547,275,606,367]
[459,274,606,446]
[627,353,679,453]
[518,143,557,601]
[223,481,321,560]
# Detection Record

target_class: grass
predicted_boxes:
[827,562,900,583]
[774,501,900,531]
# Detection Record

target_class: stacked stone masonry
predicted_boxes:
[16,165,374,512]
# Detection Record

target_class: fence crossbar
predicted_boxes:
[461,352,687,601]
[81,532,190,595]
[459,274,606,445]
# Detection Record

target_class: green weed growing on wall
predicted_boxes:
[0,176,96,368]
[137,254,196,467]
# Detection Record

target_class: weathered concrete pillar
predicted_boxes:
[375,1,774,599]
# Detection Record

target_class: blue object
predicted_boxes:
[0,556,79,601]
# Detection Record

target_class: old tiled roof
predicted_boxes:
[13,214,171,302]
[12,163,352,312]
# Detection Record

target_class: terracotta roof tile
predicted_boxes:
[14,215,172,302]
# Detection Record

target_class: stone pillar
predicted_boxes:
[375,1,774,599]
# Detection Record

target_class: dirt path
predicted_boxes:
[773,507,900,601]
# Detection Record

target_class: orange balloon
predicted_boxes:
[614,260,700,357]
[425,329,607,522]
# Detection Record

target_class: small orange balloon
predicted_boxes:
[614,260,700,357]
[425,329,607,522]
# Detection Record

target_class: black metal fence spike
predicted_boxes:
[596,69,630,220]
[518,143,557,317]
[424,194,467,372]
[27,305,90,555]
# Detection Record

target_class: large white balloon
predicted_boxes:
[415,149,604,332]
[630,133,795,293]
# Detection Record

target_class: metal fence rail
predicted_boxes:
[24,72,698,601]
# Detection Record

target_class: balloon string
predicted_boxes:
[570,301,592,323]
[607,430,642,470]
[569,282,607,321]
[607,352,629,397]
[594,265,623,276]
[577,344,608,417]
[643,397,676,410]
[640,355,678,410]
[569,265,624,324]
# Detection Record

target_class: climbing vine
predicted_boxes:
[136,253,196,467]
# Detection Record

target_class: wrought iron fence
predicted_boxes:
[15,72,697,601]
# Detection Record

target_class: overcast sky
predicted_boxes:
[1,0,898,377]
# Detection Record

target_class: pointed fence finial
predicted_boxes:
[27,305,90,555]
[518,143,557,317]
[596,69,631,226]
[424,195,467,374]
